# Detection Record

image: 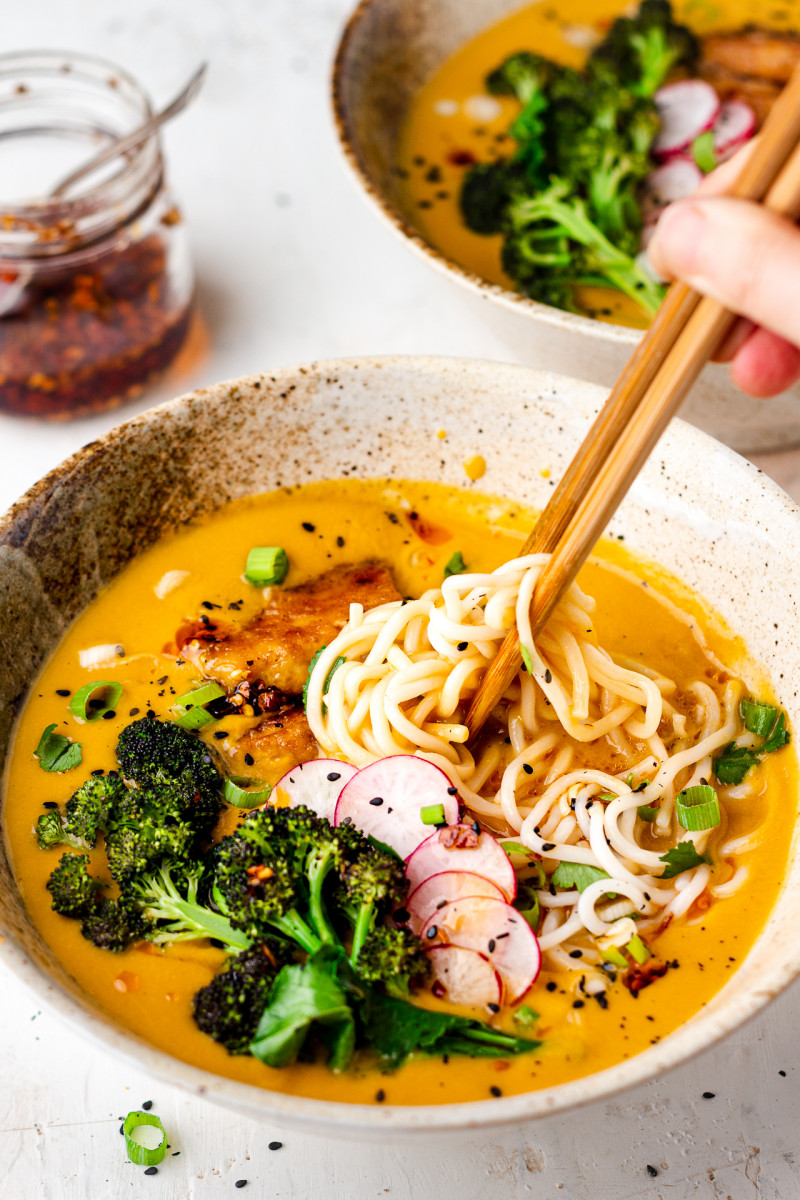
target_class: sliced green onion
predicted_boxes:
[501,840,533,858]
[520,645,534,675]
[224,777,272,808]
[601,946,628,969]
[69,680,123,722]
[626,934,650,965]
[676,784,720,832]
[420,802,446,826]
[173,681,226,730]
[244,546,288,586]
[123,1111,167,1166]
[741,697,778,736]
[691,129,717,174]
[637,804,660,821]
[513,1004,539,1027]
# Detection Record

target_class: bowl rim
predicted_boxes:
[330,0,642,351]
[2,353,799,1138]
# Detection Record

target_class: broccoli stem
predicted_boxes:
[349,903,374,968]
[268,907,322,956]
[306,846,342,947]
[159,899,251,951]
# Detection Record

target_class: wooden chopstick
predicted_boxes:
[465,63,800,741]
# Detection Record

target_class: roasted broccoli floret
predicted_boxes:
[129,859,250,952]
[355,926,430,998]
[335,842,407,967]
[80,896,150,952]
[46,852,101,916]
[192,944,292,1054]
[63,771,125,847]
[115,717,223,835]
[589,0,698,98]
[104,811,196,884]
[460,160,525,235]
[36,810,91,852]
[212,806,353,954]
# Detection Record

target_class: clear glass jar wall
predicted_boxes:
[0,51,194,419]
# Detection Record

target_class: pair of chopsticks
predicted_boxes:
[465,62,800,741]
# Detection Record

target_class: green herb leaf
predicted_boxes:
[659,840,711,880]
[303,648,347,712]
[714,742,760,785]
[513,1004,539,1028]
[250,949,355,1071]
[443,551,467,578]
[762,710,790,755]
[637,804,660,821]
[551,862,612,893]
[34,724,82,773]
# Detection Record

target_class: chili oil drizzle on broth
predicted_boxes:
[306,552,761,986]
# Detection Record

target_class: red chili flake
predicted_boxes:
[447,149,477,167]
[439,823,480,849]
[0,233,191,418]
[623,961,670,997]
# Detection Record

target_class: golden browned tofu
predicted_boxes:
[179,562,400,696]
[702,29,800,84]
[232,708,320,784]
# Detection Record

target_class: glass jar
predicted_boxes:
[0,51,194,419]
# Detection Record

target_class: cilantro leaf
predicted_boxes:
[637,805,660,821]
[659,841,711,880]
[443,551,467,579]
[34,724,82,773]
[303,647,346,712]
[714,743,761,786]
[763,710,790,755]
[551,862,612,893]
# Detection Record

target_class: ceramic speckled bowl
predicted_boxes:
[331,0,800,454]
[1,356,799,1140]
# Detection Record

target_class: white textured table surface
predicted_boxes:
[2,3,800,1197]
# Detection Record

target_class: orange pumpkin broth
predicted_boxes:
[396,0,800,329]
[2,479,794,1105]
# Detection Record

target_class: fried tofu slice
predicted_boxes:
[702,29,800,84]
[227,708,321,784]
[178,562,401,696]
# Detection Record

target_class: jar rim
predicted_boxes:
[0,49,162,256]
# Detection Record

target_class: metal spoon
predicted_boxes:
[50,61,207,198]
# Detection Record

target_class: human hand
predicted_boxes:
[648,148,800,398]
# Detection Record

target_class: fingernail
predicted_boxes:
[650,202,707,279]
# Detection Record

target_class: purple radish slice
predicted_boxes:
[713,100,756,160]
[333,754,459,859]
[421,897,541,1003]
[275,759,357,823]
[653,80,719,158]
[640,158,702,221]
[404,870,507,934]
[426,944,502,1010]
[406,824,517,900]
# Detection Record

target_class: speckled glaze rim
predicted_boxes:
[2,354,800,1140]
[330,0,640,351]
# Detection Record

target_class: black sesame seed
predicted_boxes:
[487,1002,500,1014]
[327,772,341,782]
[702,1091,715,1099]
[646,1165,658,1178]
[235,1180,248,1188]
[447,786,458,795]
[488,939,496,953]
[156,675,169,685]
[213,730,228,740]
[119,1123,124,1135]
[522,763,533,775]
[91,768,104,776]
[55,688,70,697]
[129,707,140,716]
[541,842,555,852]
[426,926,438,939]
[268,1141,283,1150]
[457,642,468,651]
[42,801,58,809]
[336,536,345,547]
[546,981,557,992]
[244,753,254,766]
[369,796,384,806]
[544,669,552,683]
[569,949,583,959]
[780,1070,787,1077]
[302,522,315,532]
[101,709,116,720]
[144,1166,158,1175]
[375,1089,386,1103]
[573,1000,585,1009]
[489,1086,502,1097]
[141,1100,153,1111]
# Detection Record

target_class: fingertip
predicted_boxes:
[647,201,707,280]
[730,327,800,398]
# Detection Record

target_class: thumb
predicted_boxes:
[648,196,800,350]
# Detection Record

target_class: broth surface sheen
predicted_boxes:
[3,480,793,1105]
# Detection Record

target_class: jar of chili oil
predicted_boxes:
[0,51,194,419]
